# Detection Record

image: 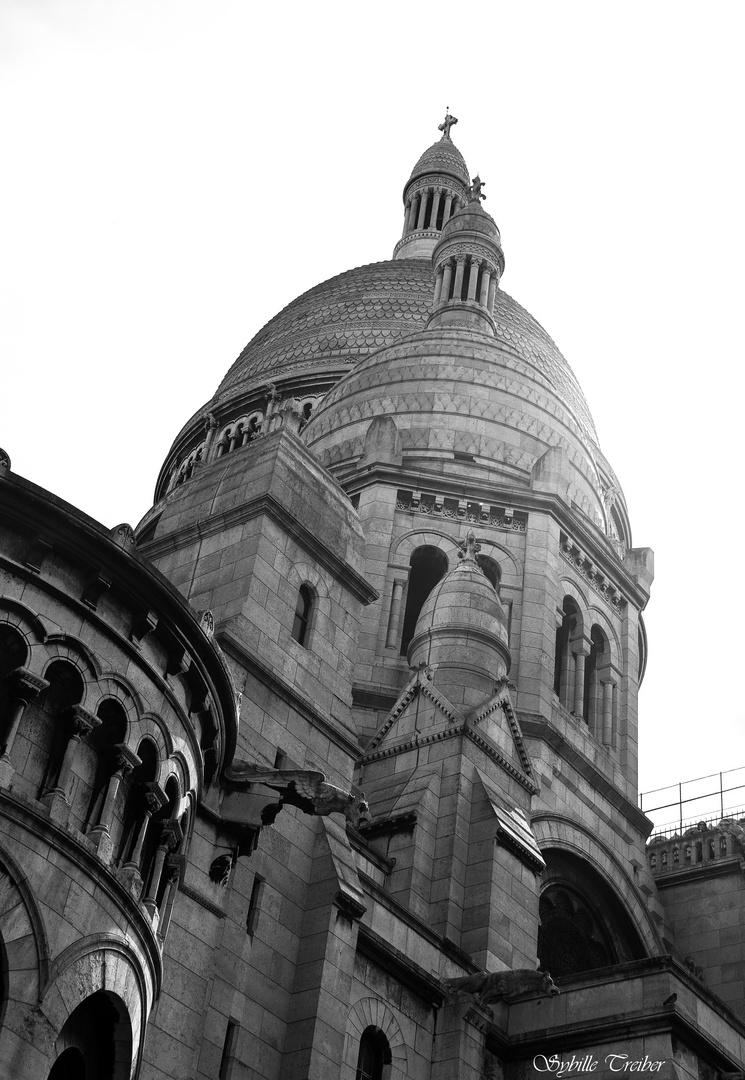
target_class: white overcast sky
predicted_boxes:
[2,1,744,811]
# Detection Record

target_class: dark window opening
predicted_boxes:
[292,585,313,647]
[400,546,448,655]
[476,554,501,592]
[355,1026,391,1080]
[247,874,265,937]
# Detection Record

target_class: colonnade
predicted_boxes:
[432,255,499,312]
[402,186,462,237]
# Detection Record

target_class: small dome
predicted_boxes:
[440,199,501,244]
[408,534,511,703]
[407,136,470,190]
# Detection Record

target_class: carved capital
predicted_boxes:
[64,704,102,738]
[11,667,49,703]
[159,819,184,852]
[144,782,168,816]
[111,523,137,548]
[114,743,141,777]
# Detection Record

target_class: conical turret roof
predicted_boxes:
[407,135,470,189]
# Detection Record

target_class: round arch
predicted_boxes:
[533,815,662,960]
[344,996,408,1079]
[389,528,459,568]
[41,935,154,1080]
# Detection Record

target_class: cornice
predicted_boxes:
[519,712,652,835]
[140,490,377,607]
[342,469,651,608]
[356,923,445,1007]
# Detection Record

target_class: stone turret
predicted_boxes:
[426,178,505,335]
[407,530,511,708]
[393,112,471,261]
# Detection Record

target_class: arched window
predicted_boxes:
[34,660,85,798]
[583,625,606,734]
[476,554,501,592]
[292,585,314,647]
[400,546,448,655]
[553,597,580,706]
[538,851,645,978]
[355,1026,391,1080]
[116,738,158,866]
[79,699,127,833]
[0,625,28,751]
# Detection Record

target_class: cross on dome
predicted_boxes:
[438,110,458,139]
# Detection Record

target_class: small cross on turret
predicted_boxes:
[458,529,482,563]
[438,109,458,139]
[469,175,486,202]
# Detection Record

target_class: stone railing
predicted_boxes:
[647,818,745,876]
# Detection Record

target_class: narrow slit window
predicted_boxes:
[247,874,265,937]
[292,585,313,646]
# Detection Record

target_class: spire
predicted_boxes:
[393,116,471,262]
[426,174,505,336]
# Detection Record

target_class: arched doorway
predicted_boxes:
[46,990,132,1080]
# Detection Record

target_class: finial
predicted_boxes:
[457,529,482,563]
[438,109,458,140]
[468,175,486,203]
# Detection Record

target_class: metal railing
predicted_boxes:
[639,767,745,835]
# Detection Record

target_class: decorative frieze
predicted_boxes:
[559,531,625,610]
[396,488,527,532]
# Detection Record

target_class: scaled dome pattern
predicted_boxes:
[211,262,598,445]
[407,137,471,187]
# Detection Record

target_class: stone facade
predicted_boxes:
[2,120,745,1079]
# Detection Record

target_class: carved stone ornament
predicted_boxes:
[209,852,235,887]
[223,762,371,830]
[0,448,10,469]
[457,529,481,563]
[111,523,137,547]
[468,175,486,202]
[199,609,215,638]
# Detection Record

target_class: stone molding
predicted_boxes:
[560,531,626,610]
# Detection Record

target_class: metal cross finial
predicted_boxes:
[438,109,458,139]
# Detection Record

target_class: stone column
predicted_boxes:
[432,266,445,307]
[0,668,49,788]
[602,679,616,746]
[479,267,492,307]
[573,649,588,720]
[402,199,411,236]
[466,258,480,301]
[87,744,141,861]
[452,257,466,301]
[121,782,168,888]
[385,580,405,648]
[442,192,454,222]
[441,260,454,303]
[203,413,219,462]
[429,188,441,229]
[416,189,428,230]
[143,819,183,925]
[157,853,185,945]
[487,273,497,312]
[43,705,101,822]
